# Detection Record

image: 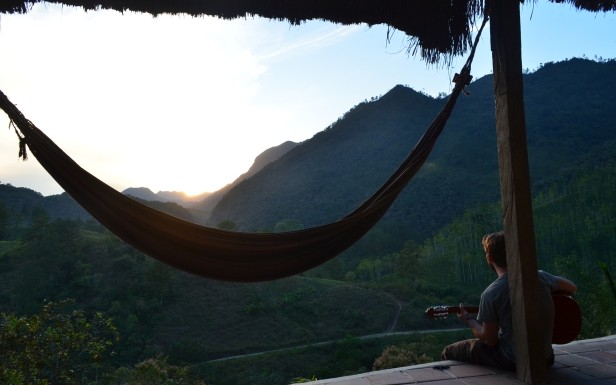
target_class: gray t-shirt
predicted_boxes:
[477,270,557,363]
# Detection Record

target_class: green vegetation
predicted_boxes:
[198,332,468,385]
[0,300,117,385]
[1,151,614,383]
[101,356,207,385]
[208,59,616,239]
[0,59,615,384]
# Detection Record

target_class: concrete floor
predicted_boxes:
[293,335,616,384]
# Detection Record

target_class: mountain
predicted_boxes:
[120,141,297,216]
[2,58,614,244]
[0,140,299,227]
[194,140,299,224]
[121,187,210,206]
[1,59,615,385]
[0,184,194,226]
[243,141,300,181]
[0,185,91,225]
[156,190,210,205]
[122,187,160,202]
[207,59,616,242]
[0,183,45,228]
[38,193,90,221]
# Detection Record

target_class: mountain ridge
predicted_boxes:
[1,58,614,243]
[120,141,298,212]
[207,58,616,240]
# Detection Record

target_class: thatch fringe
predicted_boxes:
[2,0,486,64]
[557,0,616,11]
[2,0,614,63]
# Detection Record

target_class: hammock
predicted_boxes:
[0,20,485,282]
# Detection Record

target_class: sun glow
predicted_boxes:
[1,3,615,197]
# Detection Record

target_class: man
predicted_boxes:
[441,231,577,371]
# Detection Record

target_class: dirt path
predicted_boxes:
[206,328,465,363]
[387,299,404,332]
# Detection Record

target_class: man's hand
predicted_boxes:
[457,303,471,322]
[458,303,499,346]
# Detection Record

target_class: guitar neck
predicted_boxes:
[425,293,581,344]
[425,305,479,318]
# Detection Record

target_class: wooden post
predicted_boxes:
[489,1,546,384]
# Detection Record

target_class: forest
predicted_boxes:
[1,59,615,384]
[1,148,615,384]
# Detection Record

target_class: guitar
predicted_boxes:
[425,292,581,344]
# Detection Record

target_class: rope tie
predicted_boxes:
[455,11,489,94]
[10,120,28,160]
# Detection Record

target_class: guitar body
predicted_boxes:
[426,292,581,344]
[552,292,582,344]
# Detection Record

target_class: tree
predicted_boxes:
[216,220,237,231]
[0,300,118,385]
[103,355,207,385]
[372,336,437,370]
[273,219,304,232]
[372,345,432,370]
[0,202,9,239]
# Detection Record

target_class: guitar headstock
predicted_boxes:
[425,306,456,319]
[425,305,477,319]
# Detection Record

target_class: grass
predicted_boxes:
[195,330,471,385]
[0,240,19,256]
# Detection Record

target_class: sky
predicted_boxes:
[0,2,615,197]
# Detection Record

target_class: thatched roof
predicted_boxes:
[2,0,615,63]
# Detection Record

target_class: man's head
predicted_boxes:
[482,231,507,269]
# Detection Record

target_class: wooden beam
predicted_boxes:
[489,1,546,384]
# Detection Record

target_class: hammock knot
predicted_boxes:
[453,70,473,87]
[453,70,473,95]
[18,137,28,161]
[11,120,28,160]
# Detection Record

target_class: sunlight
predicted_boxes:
[1,2,614,197]
[0,4,374,196]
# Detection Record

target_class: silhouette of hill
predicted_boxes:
[2,59,614,246]
[195,140,299,224]
[122,187,210,207]
[123,187,161,202]
[208,59,616,242]
[1,59,616,385]
[0,141,299,227]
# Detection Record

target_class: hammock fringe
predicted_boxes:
[11,120,28,160]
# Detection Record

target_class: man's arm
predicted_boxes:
[458,304,499,347]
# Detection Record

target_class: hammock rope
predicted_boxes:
[0,17,487,282]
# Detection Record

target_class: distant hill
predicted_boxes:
[0,183,46,228]
[122,187,210,206]
[242,141,300,182]
[0,141,299,227]
[127,196,195,222]
[122,187,160,202]
[194,140,299,224]
[208,59,616,242]
[156,190,210,205]
[2,58,614,246]
[0,184,194,226]
[1,59,615,385]
[120,141,297,215]
[39,193,90,221]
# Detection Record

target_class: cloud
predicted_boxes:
[258,24,363,62]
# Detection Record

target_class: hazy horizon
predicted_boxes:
[1,2,615,196]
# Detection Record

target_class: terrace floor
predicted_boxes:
[294,335,616,385]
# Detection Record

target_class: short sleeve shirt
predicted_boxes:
[477,270,558,363]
